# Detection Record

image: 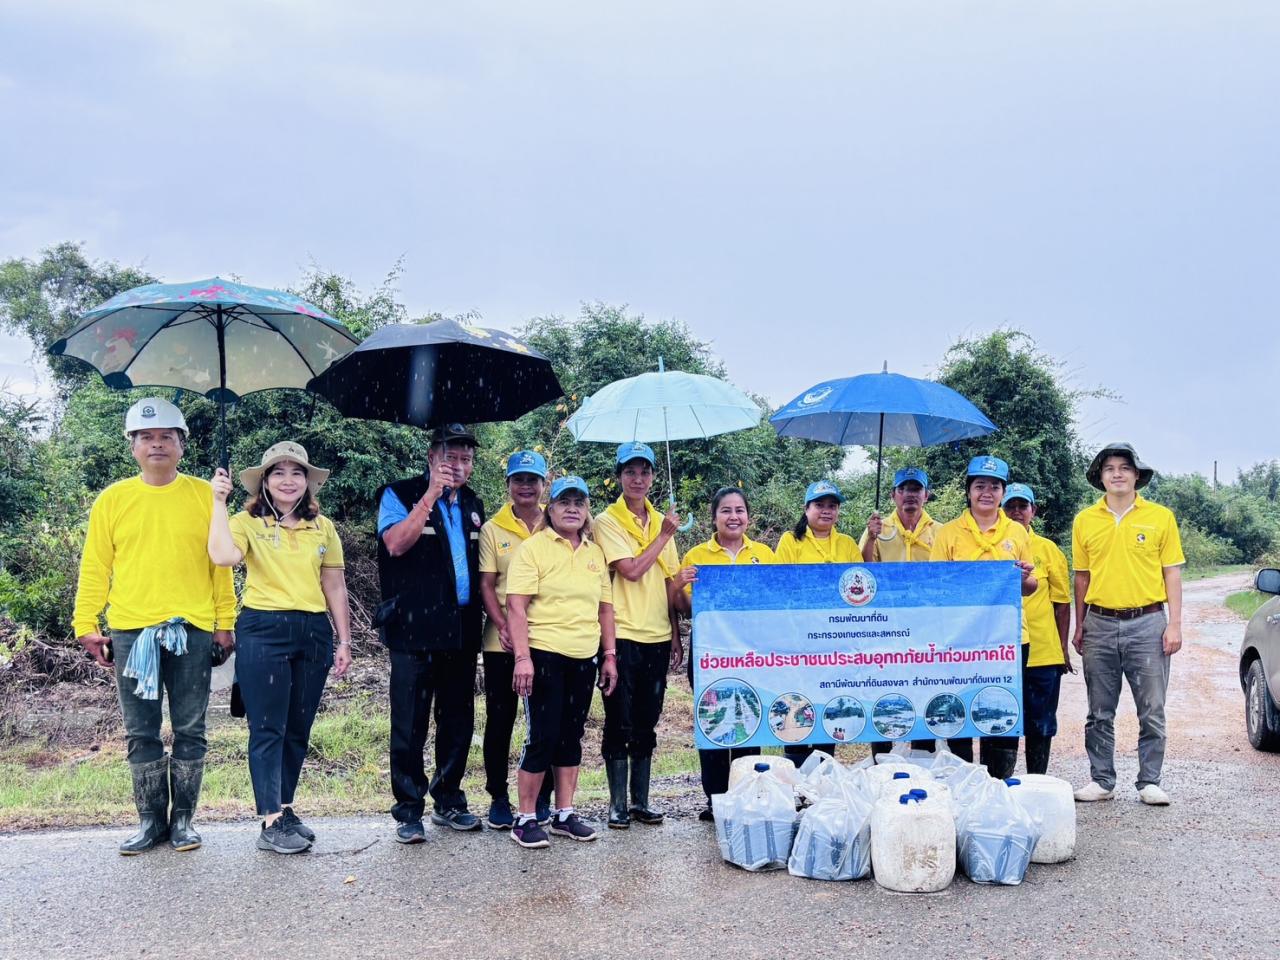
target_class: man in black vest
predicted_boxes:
[376,423,486,842]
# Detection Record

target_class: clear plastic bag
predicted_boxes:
[794,751,848,805]
[788,780,873,881]
[955,778,1042,885]
[728,753,798,790]
[712,762,799,872]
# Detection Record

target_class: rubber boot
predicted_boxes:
[119,756,170,855]
[168,757,205,852]
[605,757,630,829]
[1024,735,1053,776]
[979,741,1019,781]
[628,755,664,824]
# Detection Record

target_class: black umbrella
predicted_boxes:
[306,318,563,427]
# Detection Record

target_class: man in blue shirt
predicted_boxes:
[376,424,487,842]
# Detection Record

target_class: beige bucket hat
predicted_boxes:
[239,441,330,497]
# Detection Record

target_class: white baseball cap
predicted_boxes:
[123,397,188,438]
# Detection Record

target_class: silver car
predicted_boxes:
[1240,568,1280,751]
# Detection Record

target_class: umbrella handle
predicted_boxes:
[678,513,695,533]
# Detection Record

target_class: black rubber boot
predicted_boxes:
[1024,735,1053,776]
[605,757,630,829]
[119,756,170,856]
[979,742,1019,781]
[168,757,205,852]
[628,755,664,825]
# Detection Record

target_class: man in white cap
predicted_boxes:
[74,397,236,854]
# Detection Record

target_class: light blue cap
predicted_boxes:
[505,449,548,479]
[966,455,1010,482]
[549,475,589,499]
[616,441,656,467]
[1002,482,1036,506]
[804,480,844,504]
[893,467,929,489]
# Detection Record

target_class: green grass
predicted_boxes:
[1226,590,1270,620]
[1183,563,1253,583]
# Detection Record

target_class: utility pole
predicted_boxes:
[1213,460,1218,493]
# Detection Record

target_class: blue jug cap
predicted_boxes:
[909,788,928,799]
[1005,778,1021,786]
[893,771,910,780]
[899,794,911,804]
[754,762,770,772]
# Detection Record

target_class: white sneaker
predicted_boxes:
[1138,784,1171,806]
[1073,781,1115,802]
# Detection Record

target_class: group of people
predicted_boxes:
[73,395,1185,857]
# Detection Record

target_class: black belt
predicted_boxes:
[1087,602,1163,621]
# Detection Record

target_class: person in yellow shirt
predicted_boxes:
[774,479,857,767]
[505,476,618,848]
[1070,442,1184,807]
[208,441,352,854]
[593,442,681,829]
[859,467,937,563]
[1001,483,1072,776]
[671,487,775,821]
[929,456,1037,778]
[73,397,236,855]
[477,450,553,830]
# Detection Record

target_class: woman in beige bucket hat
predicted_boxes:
[208,442,352,854]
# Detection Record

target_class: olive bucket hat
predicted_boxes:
[239,441,331,497]
[1086,441,1154,491]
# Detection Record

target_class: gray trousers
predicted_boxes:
[1081,609,1170,790]
[112,628,213,765]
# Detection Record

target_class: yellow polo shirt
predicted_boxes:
[930,510,1033,641]
[593,509,679,644]
[73,474,237,637]
[775,528,859,564]
[1072,495,1185,608]
[680,535,776,597]
[858,511,937,563]
[506,527,613,659]
[228,512,344,614]
[1024,531,1070,667]
[478,505,537,653]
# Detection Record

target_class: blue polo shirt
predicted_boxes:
[378,485,471,606]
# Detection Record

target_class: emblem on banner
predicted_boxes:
[839,567,877,607]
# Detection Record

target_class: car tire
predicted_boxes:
[1245,659,1280,752]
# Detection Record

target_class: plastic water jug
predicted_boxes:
[1005,774,1076,863]
[787,780,873,881]
[728,754,798,790]
[878,773,952,811]
[866,758,929,791]
[956,779,1040,885]
[870,789,956,893]
[713,763,799,872]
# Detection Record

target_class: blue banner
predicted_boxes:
[691,562,1024,749]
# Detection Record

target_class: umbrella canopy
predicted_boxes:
[770,369,997,504]
[49,277,358,465]
[306,318,562,427]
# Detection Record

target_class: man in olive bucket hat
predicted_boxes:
[1071,442,1184,806]
[73,398,236,853]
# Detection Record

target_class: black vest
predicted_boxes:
[374,472,485,652]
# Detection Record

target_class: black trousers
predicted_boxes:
[389,648,477,822]
[601,638,670,761]
[483,651,553,804]
[519,649,597,773]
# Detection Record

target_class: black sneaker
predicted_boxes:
[549,813,597,842]
[431,807,482,831]
[485,797,516,830]
[280,807,316,842]
[395,820,426,844]
[511,818,550,849]
[257,820,310,854]
[698,806,715,823]
[535,798,553,826]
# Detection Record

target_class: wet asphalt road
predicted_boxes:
[3,573,1279,960]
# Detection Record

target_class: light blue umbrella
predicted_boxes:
[566,358,761,524]
[770,366,998,504]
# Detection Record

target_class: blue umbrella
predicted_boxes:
[770,366,997,505]
[566,357,761,526]
[49,277,358,464]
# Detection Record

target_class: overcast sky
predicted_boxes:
[2,1,1276,479]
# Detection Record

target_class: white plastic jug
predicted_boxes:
[870,788,956,893]
[1006,775,1076,863]
[865,757,926,791]
[713,763,799,871]
[728,754,798,790]
[878,773,952,812]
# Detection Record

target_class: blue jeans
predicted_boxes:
[112,627,213,764]
[235,609,333,816]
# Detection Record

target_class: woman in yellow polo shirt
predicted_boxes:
[774,480,856,766]
[672,486,775,821]
[929,456,1037,777]
[209,442,352,855]
[506,476,618,849]
[477,450,554,831]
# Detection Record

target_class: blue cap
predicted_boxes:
[616,441,656,467]
[1005,778,1022,786]
[893,771,910,780]
[754,762,770,772]
[506,449,548,479]
[966,455,1010,482]
[804,480,844,504]
[893,467,929,489]
[1001,483,1035,506]
[549,475,589,500]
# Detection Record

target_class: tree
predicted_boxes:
[918,331,1098,543]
